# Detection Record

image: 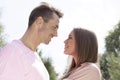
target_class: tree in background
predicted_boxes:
[38,51,57,80]
[100,21,120,80]
[105,22,120,57]
[0,24,6,47]
[0,13,6,47]
[100,53,110,80]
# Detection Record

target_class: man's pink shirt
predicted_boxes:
[0,40,49,80]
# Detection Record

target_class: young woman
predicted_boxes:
[61,28,101,80]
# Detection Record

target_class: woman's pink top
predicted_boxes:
[64,62,101,80]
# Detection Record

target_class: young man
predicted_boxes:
[0,2,63,80]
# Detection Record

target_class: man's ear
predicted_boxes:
[35,16,44,26]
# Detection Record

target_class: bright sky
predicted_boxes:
[0,0,120,76]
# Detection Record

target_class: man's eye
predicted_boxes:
[53,27,57,30]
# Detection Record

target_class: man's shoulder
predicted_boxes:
[0,40,21,56]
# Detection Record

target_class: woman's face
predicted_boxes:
[64,31,77,56]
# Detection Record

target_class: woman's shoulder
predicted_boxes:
[84,62,100,72]
[80,62,101,78]
[77,62,100,73]
[70,62,101,80]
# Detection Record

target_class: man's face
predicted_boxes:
[40,13,59,44]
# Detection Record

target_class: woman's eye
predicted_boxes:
[69,36,72,39]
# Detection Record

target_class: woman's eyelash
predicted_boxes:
[69,36,72,39]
